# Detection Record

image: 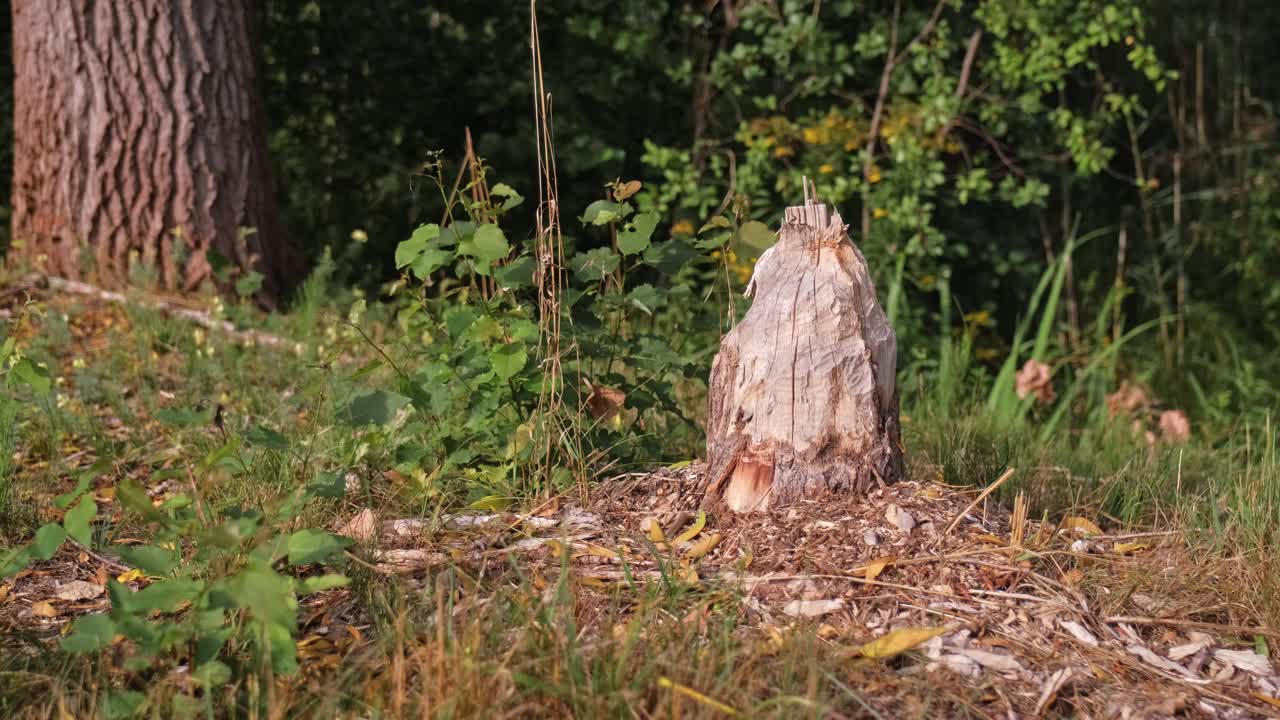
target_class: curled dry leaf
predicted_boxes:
[1214,649,1275,677]
[1059,620,1099,647]
[962,648,1024,673]
[586,383,626,422]
[685,532,722,560]
[858,557,891,583]
[56,580,105,601]
[782,598,845,618]
[1059,516,1103,536]
[641,517,665,543]
[1015,359,1056,404]
[1159,409,1191,443]
[30,600,59,618]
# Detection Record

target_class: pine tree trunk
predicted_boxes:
[703,198,903,512]
[9,0,295,299]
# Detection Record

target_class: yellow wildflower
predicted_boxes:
[867,166,882,184]
[672,220,694,236]
[1125,35,1135,46]
[964,310,992,327]
[872,208,888,219]
[819,163,834,174]
[802,127,822,144]
[774,146,794,158]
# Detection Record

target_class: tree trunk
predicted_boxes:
[703,197,903,512]
[10,0,295,299]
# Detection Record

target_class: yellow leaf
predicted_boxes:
[679,562,700,585]
[973,534,1007,545]
[0,584,10,604]
[465,494,511,512]
[116,569,145,583]
[1113,541,1149,554]
[858,557,892,583]
[31,600,59,618]
[642,517,665,543]
[1060,516,1103,536]
[857,626,947,659]
[657,677,738,716]
[685,533,721,560]
[672,511,706,544]
[584,543,624,560]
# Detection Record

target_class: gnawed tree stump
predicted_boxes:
[703,196,902,512]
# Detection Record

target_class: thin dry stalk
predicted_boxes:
[942,467,1016,537]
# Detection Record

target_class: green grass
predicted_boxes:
[1,270,1278,719]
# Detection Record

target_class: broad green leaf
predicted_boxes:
[245,425,290,451]
[571,247,621,282]
[234,271,264,297]
[306,471,346,499]
[643,239,698,275]
[102,690,146,720]
[436,221,476,247]
[466,494,512,511]
[733,220,775,262]
[618,212,659,255]
[296,574,350,593]
[192,660,232,688]
[0,336,15,368]
[55,474,93,510]
[344,390,410,426]
[32,523,67,560]
[64,495,97,547]
[267,620,300,675]
[223,563,296,628]
[699,215,732,233]
[490,342,527,381]
[495,256,536,288]
[1,547,32,577]
[116,545,178,575]
[444,306,478,337]
[130,578,204,612]
[627,284,666,315]
[410,247,453,279]
[491,182,524,211]
[60,613,118,653]
[116,480,171,525]
[395,223,440,268]
[471,224,510,263]
[580,199,632,226]
[286,529,353,566]
[10,359,51,394]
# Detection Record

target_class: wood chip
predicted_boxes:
[962,648,1023,673]
[782,598,845,618]
[1214,648,1275,677]
[1126,644,1202,679]
[1060,620,1099,647]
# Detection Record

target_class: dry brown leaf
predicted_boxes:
[338,508,378,543]
[0,584,10,604]
[858,626,947,659]
[586,384,626,422]
[30,600,59,618]
[613,180,642,201]
[56,580,104,601]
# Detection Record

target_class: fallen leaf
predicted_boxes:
[672,511,706,544]
[783,598,844,618]
[337,508,378,543]
[1059,516,1103,536]
[56,580,105,601]
[1168,638,1213,660]
[1059,621,1099,647]
[1127,644,1200,679]
[858,626,947,659]
[858,557,892,583]
[30,601,59,618]
[583,543,624,560]
[685,533,721,560]
[0,585,10,604]
[1034,668,1074,717]
[116,569,146,583]
[641,517,665,543]
[1113,541,1150,554]
[1214,648,1274,676]
[657,676,737,716]
[962,648,1025,673]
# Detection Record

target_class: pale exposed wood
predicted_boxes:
[704,197,902,512]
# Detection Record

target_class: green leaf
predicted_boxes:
[10,359,51,394]
[571,247,621,282]
[490,342,528,381]
[31,523,67,560]
[192,660,232,688]
[102,690,146,720]
[116,545,178,575]
[1,547,32,577]
[643,239,698,275]
[116,480,171,526]
[410,247,453,279]
[618,212,659,255]
[444,306,478,337]
[64,495,97,547]
[344,390,410,426]
[245,425,290,451]
[296,574,350,593]
[395,223,440,268]
[491,183,525,212]
[470,224,510,263]
[55,475,93,510]
[223,562,296,628]
[286,529,353,566]
[0,336,16,369]
[495,256,535,288]
[465,494,512,512]
[234,271,264,297]
[627,284,666,315]
[733,220,775,262]
[60,613,118,653]
[130,579,204,612]
[306,471,346,499]
[699,215,732,233]
[437,221,476,247]
[580,199,632,226]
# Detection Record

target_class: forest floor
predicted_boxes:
[2,281,1279,719]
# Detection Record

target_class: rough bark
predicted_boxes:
[10,0,295,299]
[703,199,903,513]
